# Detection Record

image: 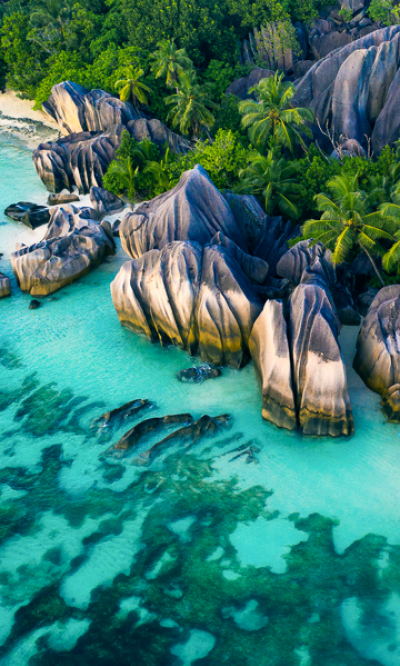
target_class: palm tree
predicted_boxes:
[29,0,74,52]
[238,71,314,154]
[237,150,300,220]
[151,39,192,92]
[115,66,151,112]
[302,173,395,286]
[165,69,218,139]
[379,187,400,274]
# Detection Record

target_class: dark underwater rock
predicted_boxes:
[96,398,152,425]
[249,299,297,431]
[119,166,248,259]
[177,366,222,383]
[133,413,231,465]
[0,272,11,298]
[107,413,193,457]
[354,285,400,420]
[289,275,354,437]
[5,202,50,229]
[11,205,115,296]
[29,299,41,309]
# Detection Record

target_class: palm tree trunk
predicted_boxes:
[360,243,385,288]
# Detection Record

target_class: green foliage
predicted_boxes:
[239,71,314,154]
[115,63,151,107]
[103,130,161,200]
[151,39,192,89]
[301,172,400,284]
[338,6,353,21]
[165,68,218,139]
[237,149,301,219]
[368,0,400,25]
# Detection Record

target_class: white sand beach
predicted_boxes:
[0,90,59,147]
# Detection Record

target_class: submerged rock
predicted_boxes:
[107,413,193,457]
[95,398,152,425]
[177,366,222,383]
[249,300,297,431]
[29,299,41,309]
[119,166,248,259]
[289,275,354,437]
[11,205,115,296]
[5,202,50,229]
[354,285,400,420]
[0,272,11,298]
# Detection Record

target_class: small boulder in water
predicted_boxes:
[5,202,50,229]
[177,366,222,383]
[29,299,41,309]
[0,272,11,298]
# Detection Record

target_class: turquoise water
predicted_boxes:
[1,138,400,665]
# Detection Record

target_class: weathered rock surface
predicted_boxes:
[48,190,80,206]
[42,81,141,135]
[195,241,263,368]
[289,274,354,437]
[126,118,190,154]
[89,186,124,218]
[250,300,297,430]
[11,205,115,296]
[294,25,400,150]
[120,166,248,259]
[33,125,124,194]
[35,83,189,193]
[111,241,202,351]
[225,67,273,99]
[111,236,264,369]
[277,240,360,325]
[5,202,50,229]
[354,286,400,420]
[0,271,11,298]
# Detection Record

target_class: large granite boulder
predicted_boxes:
[119,166,248,259]
[289,273,354,437]
[11,205,115,296]
[33,125,124,194]
[277,240,360,325]
[42,81,141,135]
[225,67,274,100]
[195,241,263,368]
[249,299,297,430]
[294,25,400,150]
[111,241,202,352]
[111,236,264,369]
[126,118,190,154]
[89,186,124,218]
[353,286,400,420]
[0,272,11,298]
[371,67,400,153]
[5,202,50,229]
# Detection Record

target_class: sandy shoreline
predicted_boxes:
[0,90,60,147]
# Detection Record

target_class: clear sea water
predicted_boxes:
[1,136,400,666]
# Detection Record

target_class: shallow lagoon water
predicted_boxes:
[1,138,400,665]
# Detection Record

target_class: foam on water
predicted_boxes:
[1,137,400,664]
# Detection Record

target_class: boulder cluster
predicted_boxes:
[33,81,189,193]
[11,203,116,296]
[111,164,356,437]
